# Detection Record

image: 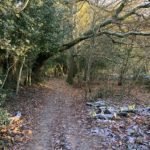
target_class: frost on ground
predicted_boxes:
[87,99,150,150]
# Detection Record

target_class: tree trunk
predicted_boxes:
[32,52,51,81]
[66,50,77,84]
[16,57,25,94]
[118,48,132,86]
[118,72,123,86]
[1,54,18,88]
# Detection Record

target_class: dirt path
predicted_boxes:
[22,80,102,150]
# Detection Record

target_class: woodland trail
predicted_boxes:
[22,79,102,150]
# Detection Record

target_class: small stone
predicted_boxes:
[104,109,112,114]
[128,137,135,143]
[136,137,143,144]
[127,128,135,135]
[117,112,128,117]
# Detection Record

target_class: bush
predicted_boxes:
[0,79,6,107]
[0,80,10,126]
[0,108,10,126]
[0,90,7,107]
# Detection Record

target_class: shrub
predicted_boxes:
[0,90,7,107]
[0,79,6,107]
[0,108,10,126]
[0,80,10,126]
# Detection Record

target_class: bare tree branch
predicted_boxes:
[118,2,150,21]
[113,0,128,18]
[101,31,150,38]
[58,1,150,51]
[58,31,150,52]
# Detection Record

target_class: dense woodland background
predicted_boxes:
[0,0,150,147]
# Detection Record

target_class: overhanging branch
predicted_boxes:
[58,31,150,52]
[58,1,150,51]
[118,2,150,20]
[101,31,150,38]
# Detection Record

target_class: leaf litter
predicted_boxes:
[0,80,150,150]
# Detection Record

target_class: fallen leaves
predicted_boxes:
[1,83,51,149]
[1,79,150,149]
[0,116,32,149]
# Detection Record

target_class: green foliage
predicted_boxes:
[0,91,6,107]
[0,0,149,88]
[0,0,67,86]
[0,108,10,126]
[0,79,7,106]
[0,79,10,126]
[0,0,64,57]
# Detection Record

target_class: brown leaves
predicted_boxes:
[0,117,32,149]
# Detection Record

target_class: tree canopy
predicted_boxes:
[0,0,150,90]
